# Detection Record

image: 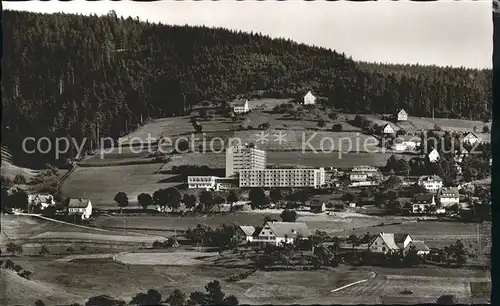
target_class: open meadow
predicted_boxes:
[406,116,491,133]
[1,215,168,255]
[1,250,490,305]
[60,163,180,207]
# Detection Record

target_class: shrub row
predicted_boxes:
[227,268,257,282]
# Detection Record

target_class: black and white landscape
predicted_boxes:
[0,2,493,306]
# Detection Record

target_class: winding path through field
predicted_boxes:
[330,271,376,293]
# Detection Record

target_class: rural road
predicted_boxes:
[330,271,376,293]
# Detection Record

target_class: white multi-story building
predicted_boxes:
[352,165,379,175]
[225,145,267,177]
[239,167,326,188]
[418,175,443,193]
[187,176,237,191]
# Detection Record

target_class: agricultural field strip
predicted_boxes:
[29,231,167,243]
[55,253,115,262]
[114,251,220,266]
[385,275,491,282]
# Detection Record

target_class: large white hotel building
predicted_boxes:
[225,145,267,177]
[188,144,325,190]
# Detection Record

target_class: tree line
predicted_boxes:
[2,10,492,167]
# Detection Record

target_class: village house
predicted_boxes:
[303,91,316,105]
[438,187,460,207]
[350,172,368,182]
[461,132,482,145]
[309,201,326,213]
[253,221,310,246]
[394,135,421,151]
[67,198,92,220]
[454,148,469,163]
[418,175,443,193]
[382,123,396,135]
[235,225,256,243]
[28,194,55,210]
[369,233,412,255]
[233,99,250,114]
[406,240,431,256]
[369,232,431,257]
[412,194,436,213]
[352,165,379,176]
[427,148,440,163]
[395,109,408,121]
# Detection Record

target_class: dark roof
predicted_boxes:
[439,187,459,197]
[413,194,434,204]
[233,99,248,106]
[410,240,430,252]
[239,226,255,236]
[394,233,410,244]
[252,226,263,238]
[309,201,325,207]
[267,222,310,238]
[68,198,91,208]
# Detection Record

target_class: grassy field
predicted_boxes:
[1,256,375,305]
[406,116,491,133]
[1,215,168,255]
[60,163,180,207]
[2,253,489,306]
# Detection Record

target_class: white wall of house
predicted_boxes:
[397,110,408,121]
[233,100,249,114]
[383,125,395,134]
[68,202,92,220]
[303,91,316,105]
[412,204,431,213]
[369,236,392,254]
[439,196,459,207]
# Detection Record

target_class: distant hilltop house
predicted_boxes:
[461,132,482,145]
[438,187,460,207]
[233,99,250,114]
[393,135,421,151]
[67,198,92,220]
[395,109,408,121]
[412,194,436,213]
[253,221,310,246]
[427,148,440,163]
[382,123,396,135]
[369,233,429,256]
[418,175,443,193]
[303,91,317,105]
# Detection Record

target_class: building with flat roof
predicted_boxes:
[225,144,266,177]
[187,176,238,191]
[239,167,325,188]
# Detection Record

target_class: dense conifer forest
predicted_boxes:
[1,10,492,166]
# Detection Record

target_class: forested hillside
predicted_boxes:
[1,10,492,166]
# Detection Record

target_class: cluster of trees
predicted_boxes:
[3,10,491,167]
[1,185,29,213]
[33,279,237,306]
[1,256,33,281]
[427,240,475,267]
[185,224,240,249]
